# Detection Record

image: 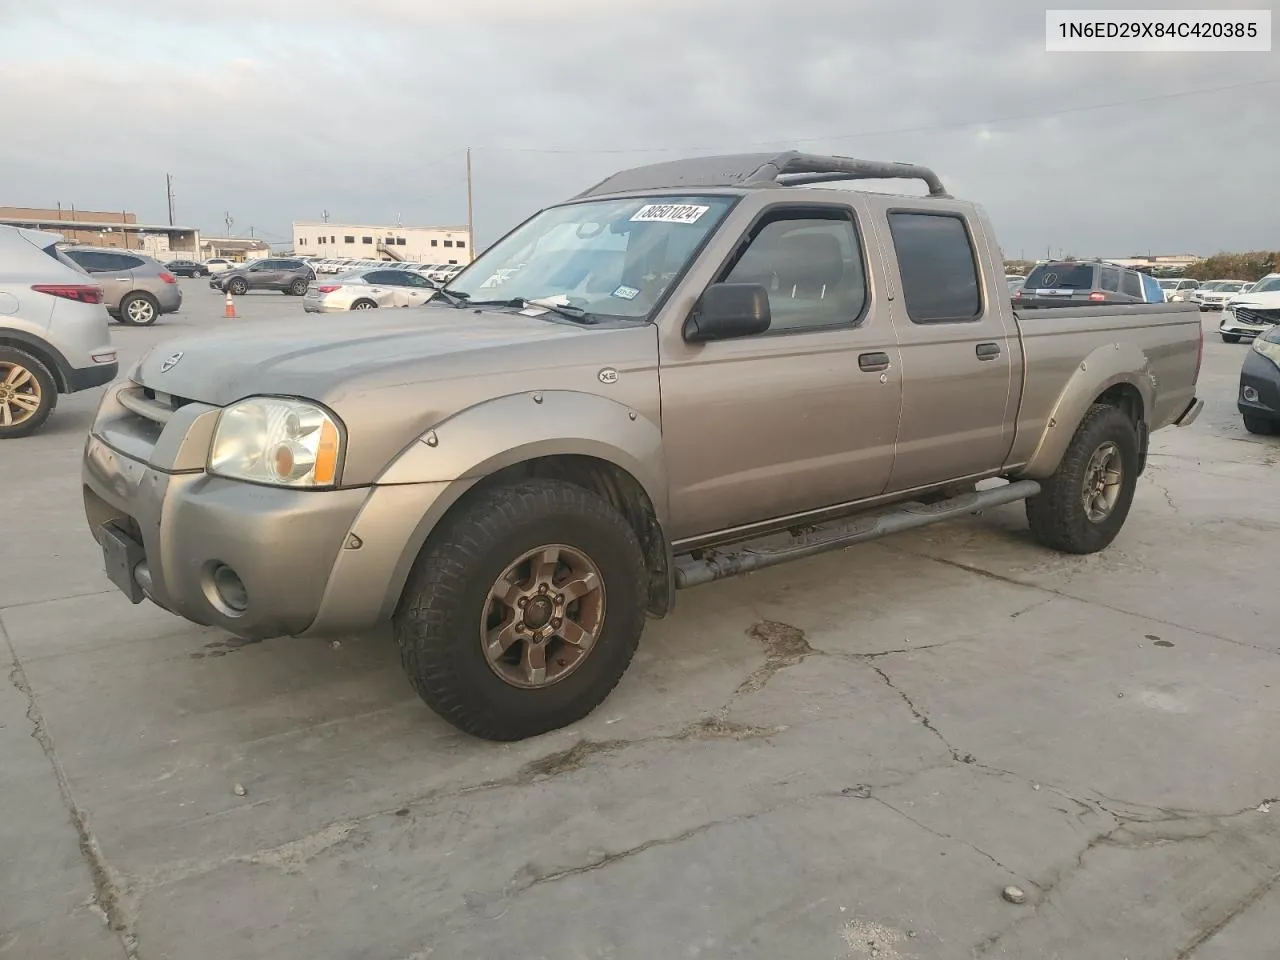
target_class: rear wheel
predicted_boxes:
[1026,404,1139,555]
[1243,415,1278,436]
[119,292,159,326]
[351,299,377,310]
[393,478,648,741]
[1221,333,1241,344]
[0,347,57,439]
[289,278,308,296]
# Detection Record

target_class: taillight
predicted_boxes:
[1089,291,1106,301]
[32,284,103,304]
[159,272,178,284]
[316,285,340,293]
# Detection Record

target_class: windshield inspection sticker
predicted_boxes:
[630,203,710,224]
[612,285,640,300]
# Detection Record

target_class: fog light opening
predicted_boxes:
[1243,386,1260,403]
[211,563,248,613]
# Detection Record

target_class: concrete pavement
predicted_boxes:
[2,283,1278,958]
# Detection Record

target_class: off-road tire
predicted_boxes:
[1221,333,1241,344]
[0,346,57,439]
[227,277,248,296]
[393,478,648,741]
[1243,415,1278,436]
[1026,403,1139,555]
[119,292,159,326]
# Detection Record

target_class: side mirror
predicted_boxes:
[684,283,771,343]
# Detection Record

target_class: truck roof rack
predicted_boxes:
[574,150,951,200]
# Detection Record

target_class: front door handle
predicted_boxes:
[858,352,891,372]
[976,342,1002,361]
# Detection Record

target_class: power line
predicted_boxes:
[476,76,1280,156]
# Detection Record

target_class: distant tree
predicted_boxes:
[1182,251,1280,281]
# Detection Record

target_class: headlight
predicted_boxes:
[209,397,342,487]
[1252,328,1280,369]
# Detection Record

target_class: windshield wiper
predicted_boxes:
[432,286,470,307]
[466,297,599,325]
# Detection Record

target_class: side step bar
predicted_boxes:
[672,480,1041,588]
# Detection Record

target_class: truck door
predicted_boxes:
[874,207,1018,491]
[658,203,903,542]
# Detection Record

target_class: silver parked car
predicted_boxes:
[0,226,117,438]
[62,247,183,325]
[303,268,438,313]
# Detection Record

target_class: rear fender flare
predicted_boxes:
[1019,342,1155,479]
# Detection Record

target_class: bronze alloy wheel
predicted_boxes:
[0,360,43,427]
[481,543,606,689]
[1082,441,1122,523]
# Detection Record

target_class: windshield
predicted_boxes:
[1200,281,1224,291]
[445,195,737,319]
[1158,279,1177,289]
[1024,263,1094,289]
[1219,281,1246,292]
[1248,276,1280,294]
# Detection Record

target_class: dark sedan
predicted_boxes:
[166,259,209,277]
[1238,324,1280,435]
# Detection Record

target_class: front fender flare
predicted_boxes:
[1019,342,1155,479]
[376,390,668,522]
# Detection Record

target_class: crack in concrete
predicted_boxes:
[974,804,1280,956]
[868,664,975,766]
[734,619,816,695]
[888,546,1280,659]
[865,794,1029,884]
[3,622,138,960]
[1173,866,1280,958]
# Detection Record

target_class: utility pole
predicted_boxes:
[466,147,475,262]
[166,173,175,226]
[224,211,233,235]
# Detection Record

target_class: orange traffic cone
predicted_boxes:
[224,290,237,318]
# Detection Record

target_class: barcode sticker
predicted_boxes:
[630,203,710,224]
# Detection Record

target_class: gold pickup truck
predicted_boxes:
[82,151,1204,741]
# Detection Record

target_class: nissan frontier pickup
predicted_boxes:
[82,151,1204,740]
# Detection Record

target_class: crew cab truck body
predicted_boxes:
[82,152,1204,741]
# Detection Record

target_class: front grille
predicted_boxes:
[1235,307,1280,326]
[118,384,195,425]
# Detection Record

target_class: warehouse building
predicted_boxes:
[292,222,474,264]
[0,206,200,258]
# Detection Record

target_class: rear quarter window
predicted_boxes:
[887,212,982,324]
[1121,272,1142,298]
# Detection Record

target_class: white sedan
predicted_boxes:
[303,268,437,313]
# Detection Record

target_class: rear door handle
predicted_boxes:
[976,342,1002,360]
[858,352,891,372]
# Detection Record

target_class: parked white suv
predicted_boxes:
[1219,273,1280,343]
[1193,279,1248,311]
[1158,278,1201,301]
[0,226,118,438]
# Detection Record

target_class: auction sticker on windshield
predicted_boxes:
[630,203,710,224]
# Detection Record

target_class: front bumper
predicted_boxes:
[1238,350,1280,421]
[1219,314,1272,339]
[81,394,462,639]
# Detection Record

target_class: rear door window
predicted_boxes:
[1099,268,1119,292]
[886,212,982,323]
[1024,263,1094,290]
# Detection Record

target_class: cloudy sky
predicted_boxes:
[0,0,1275,258]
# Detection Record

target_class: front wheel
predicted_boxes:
[1221,333,1241,344]
[1026,404,1140,555]
[227,278,248,296]
[393,478,648,741]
